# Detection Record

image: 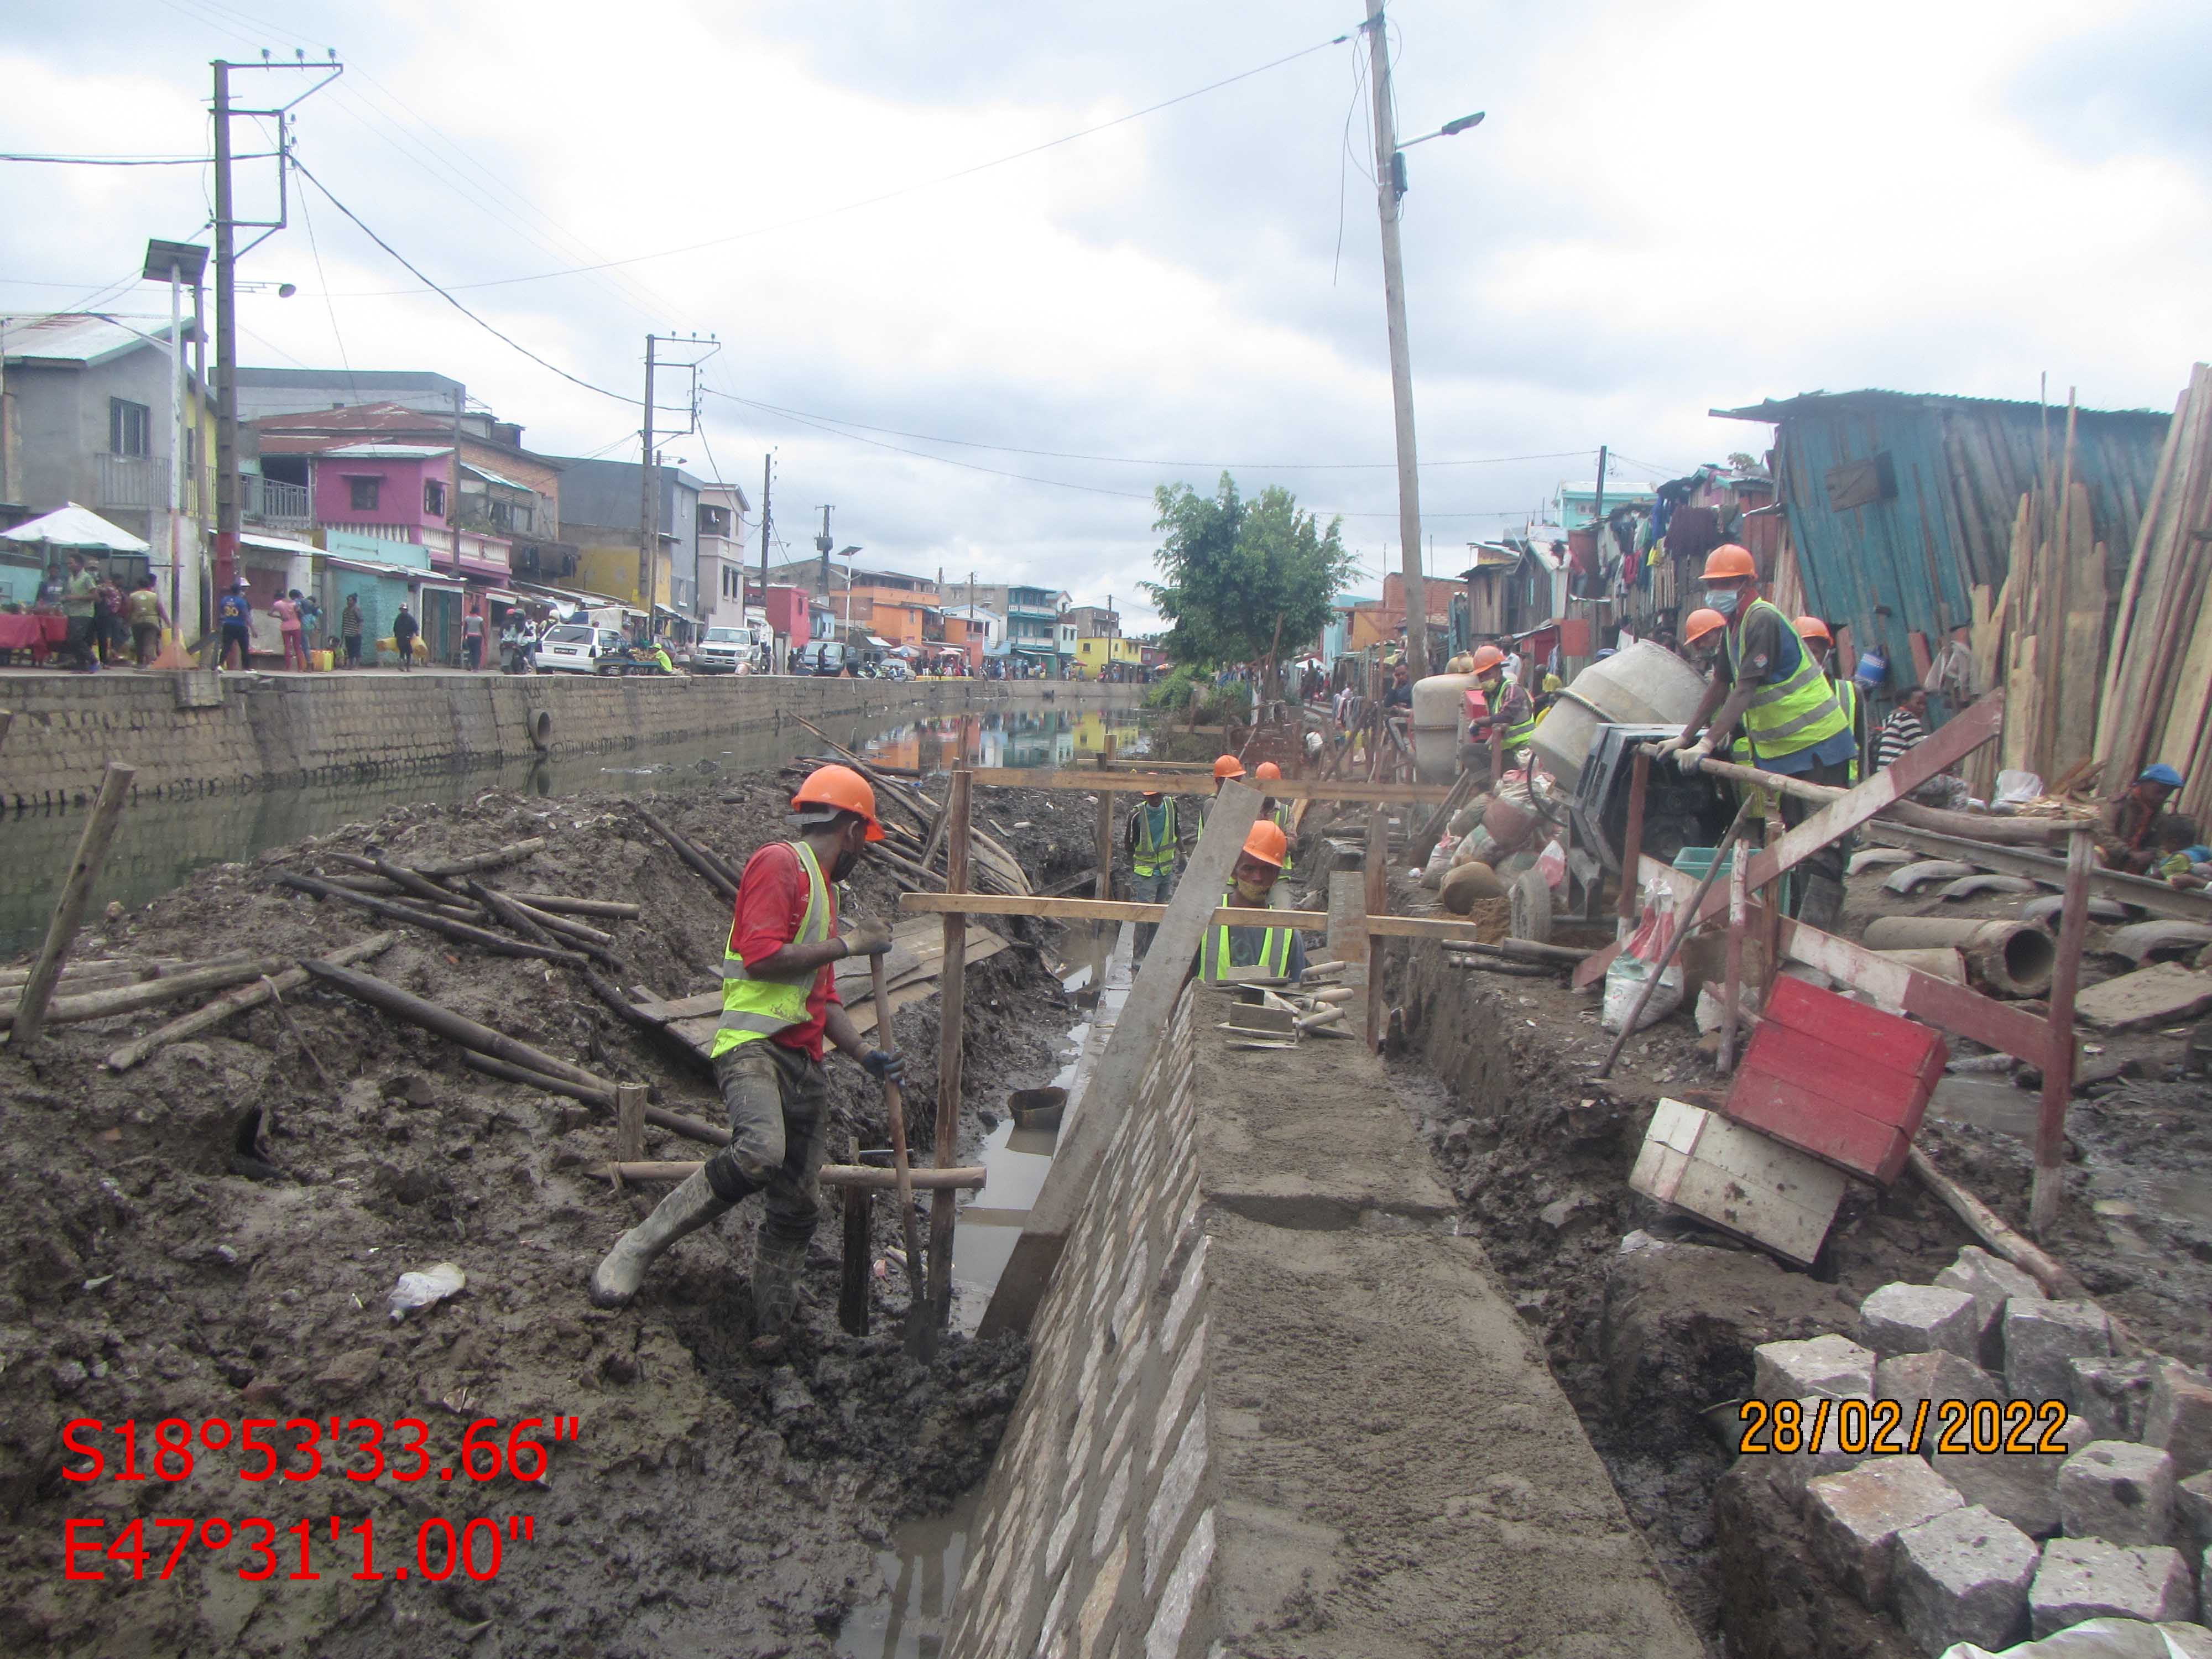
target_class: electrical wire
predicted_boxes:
[294,169,361,408]
[325,30,1357,298]
[288,156,630,404]
[0,151,272,166]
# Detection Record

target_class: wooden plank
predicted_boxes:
[1723,1073,1914,1187]
[928,768,973,1332]
[1573,693,2006,990]
[1761,974,1948,1082]
[899,893,1331,930]
[2031,827,2093,1236]
[978,783,1262,1339]
[1776,916,2057,1068]
[11,761,135,1046]
[604,1162,987,1191]
[961,766,1449,804]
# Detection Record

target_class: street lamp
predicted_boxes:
[1396,111,1484,152]
[837,545,862,634]
[143,238,210,666]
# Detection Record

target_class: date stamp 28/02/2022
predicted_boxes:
[1735,1397,2070,1458]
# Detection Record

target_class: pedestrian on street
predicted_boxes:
[273,589,306,671]
[126,576,166,667]
[340,595,364,669]
[1124,786,1188,957]
[589,764,903,1359]
[61,554,101,671]
[216,578,252,669]
[298,591,322,655]
[95,573,127,665]
[463,606,486,670]
[391,602,418,671]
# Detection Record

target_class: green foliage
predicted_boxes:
[1144,474,1352,670]
[1144,665,1205,710]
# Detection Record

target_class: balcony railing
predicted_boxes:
[242,474,311,526]
[95,452,168,510]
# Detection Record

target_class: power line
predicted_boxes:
[327,30,1356,299]
[0,150,270,166]
[295,172,361,407]
[288,155,631,404]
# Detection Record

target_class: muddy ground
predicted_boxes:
[1384,860,2212,1656]
[0,773,1098,1658]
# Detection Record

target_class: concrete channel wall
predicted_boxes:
[944,974,1705,1658]
[0,674,1140,807]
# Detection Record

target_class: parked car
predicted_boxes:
[538,624,624,675]
[692,625,753,674]
[794,641,853,676]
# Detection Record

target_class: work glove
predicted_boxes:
[1672,737,1714,773]
[841,921,894,957]
[862,1048,904,1083]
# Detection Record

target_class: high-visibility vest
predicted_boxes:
[1488,679,1538,752]
[1728,598,1849,764]
[1133,798,1179,876]
[1199,891,1293,982]
[710,841,833,1059]
[1270,800,1296,875]
[1833,676,1863,784]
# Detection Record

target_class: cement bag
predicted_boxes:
[1420,837,1454,889]
[1455,826,1498,868]
[1603,875,1683,1033]
[1536,837,1567,891]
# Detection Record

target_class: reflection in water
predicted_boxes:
[2,706,1151,957]
[838,1490,982,1659]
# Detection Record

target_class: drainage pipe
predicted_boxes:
[528,709,553,752]
[1859,917,2055,998]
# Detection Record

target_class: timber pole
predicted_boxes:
[927,768,973,1329]
[2030,827,2093,1236]
[12,762,135,1047]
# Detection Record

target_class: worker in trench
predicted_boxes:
[1465,644,1538,778]
[589,764,904,1359]
[1252,761,1296,881]
[1197,820,1308,983]
[1202,753,1245,826]
[1124,783,1188,958]
[1662,545,1859,930]
[1793,616,1866,784]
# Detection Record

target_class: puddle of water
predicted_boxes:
[837,1490,984,1659]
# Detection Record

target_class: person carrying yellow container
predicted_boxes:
[1663,547,1856,930]
[1197,820,1307,983]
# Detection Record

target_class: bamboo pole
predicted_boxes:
[632,804,738,902]
[2030,827,2093,1237]
[1907,1146,2067,1297]
[602,1161,987,1191]
[11,761,135,1046]
[2,951,293,1031]
[275,873,587,965]
[500,894,640,920]
[873,950,931,1354]
[927,768,972,1333]
[104,933,394,1070]
[615,1082,647,1164]
[301,959,606,1088]
[406,839,546,878]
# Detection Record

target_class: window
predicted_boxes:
[109,398,151,457]
[424,478,447,517]
[348,476,382,512]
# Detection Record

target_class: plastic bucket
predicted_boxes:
[1854,649,1887,686]
[1671,846,1734,883]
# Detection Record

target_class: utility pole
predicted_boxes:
[208,51,342,597]
[814,505,834,601]
[1364,0,1430,678]
[757,452,772,608]
[637,336,656,635]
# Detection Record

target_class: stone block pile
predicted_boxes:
[1741,1246,2212,1656]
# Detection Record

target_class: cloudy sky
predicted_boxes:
[5,0,2206,628]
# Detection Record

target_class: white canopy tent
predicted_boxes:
[1,502,150,555]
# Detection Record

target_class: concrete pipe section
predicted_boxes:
[529,709,554,752]
[1859,916,2057,998]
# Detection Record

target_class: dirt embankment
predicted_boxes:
[1,775,1089,1657]
[1383,888,2212,1655]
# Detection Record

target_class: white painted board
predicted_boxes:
[1629,1099,1847,1266]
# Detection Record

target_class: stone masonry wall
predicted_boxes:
[945,984,1217,1659]
[0,676,1136,808]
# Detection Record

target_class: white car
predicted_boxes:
[538,623,623,675]
[692,625,753,674]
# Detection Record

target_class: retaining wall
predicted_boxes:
[0,674,1139,807]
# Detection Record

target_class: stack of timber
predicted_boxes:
[2096,361,2212,823]
[785,719,1031,898]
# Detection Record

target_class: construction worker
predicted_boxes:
[589,764,904,1357]
[1124,785,1187,957]
[1664,547,1856,930]
[1197,820,1307,982]
[2096,762,2186,874]
[1204,753,1245,825]
[1253,761,1295,877]
[1467,644,1537,771]
[1795,615,1865,782]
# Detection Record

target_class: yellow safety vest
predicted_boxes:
[710,840,833,1058]
[1133,798,1179,877]
[1728,599,1849,764]
[1488,679,1538,753]
[1270,801,1296,875]
[1833,676,1862,785]
[1199,891,1293,982]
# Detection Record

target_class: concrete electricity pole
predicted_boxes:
[814,505,835,602]
[1360,3,1484,679]
[637,335,657,633]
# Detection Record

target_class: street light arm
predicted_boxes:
[1396,110,1485,149]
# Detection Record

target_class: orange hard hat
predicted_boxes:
[1468,644,1505,676]
[790,763,884,841]
[1682,608,1728,648]
[1702,544,1757,582]
[1254,761,1282,781]
[1213,754,1246,780]
[1240,819,1288,869]
[1794,615,1832,644]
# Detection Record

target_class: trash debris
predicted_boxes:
[387,1261,467,1322]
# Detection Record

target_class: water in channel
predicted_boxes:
[0,706,1150,956]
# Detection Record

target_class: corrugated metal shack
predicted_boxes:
[1713,390,2169,702]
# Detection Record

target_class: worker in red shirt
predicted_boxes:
[591,764,903,1358]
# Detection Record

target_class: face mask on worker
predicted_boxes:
[1702,587,1741,617]
[1233,874,1274,904]
[830,823,866,881]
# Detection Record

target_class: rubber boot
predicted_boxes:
[747,1233,808,1360]
[1798,871,1846,935]
[588,1169,731,1308]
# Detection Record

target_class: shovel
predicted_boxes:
[870,951,935,1359]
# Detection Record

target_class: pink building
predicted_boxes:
[309,442,514,662]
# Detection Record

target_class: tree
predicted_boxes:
[1144,474,1353,672]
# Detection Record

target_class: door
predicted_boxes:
[422,589,461,665]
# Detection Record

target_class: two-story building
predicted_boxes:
[1073,634,1141,679]
[941,580,1068,671]
[555,457,708,640]
[1,313,215,623]
[695,483,753,632]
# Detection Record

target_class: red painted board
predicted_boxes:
[1737,1021,1937,1139]
[1762,976,1949,1081]
[1725,1072,1914,1184]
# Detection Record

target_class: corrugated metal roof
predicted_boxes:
[1731,389,2168,688]
[321,443,453,460]
[1714,389,2171,425]
[2,313,182,368]
[459,461,529,492]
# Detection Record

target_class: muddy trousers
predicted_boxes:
[1129,866,1175,960]
[701,1040,832,1250]
[1775,755,1853,933]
